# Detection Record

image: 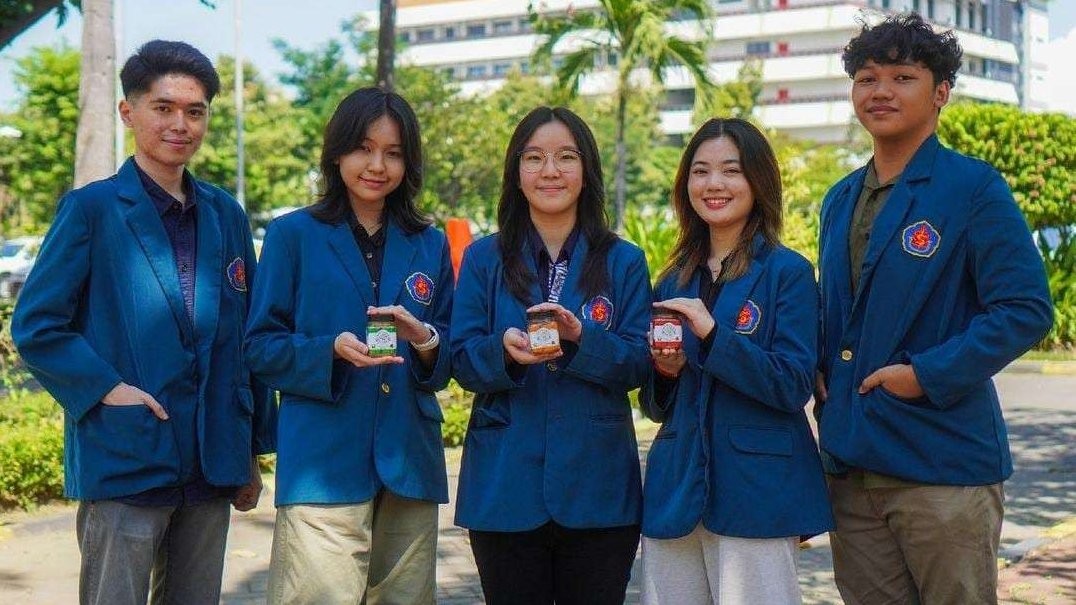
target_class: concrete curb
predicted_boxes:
[1002,359,1076,375]
[999,517,1076,565]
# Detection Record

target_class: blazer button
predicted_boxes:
[381,383,391,394]
[546,362,558,372]
[840,349,853,362]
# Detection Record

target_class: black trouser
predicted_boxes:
[469,521,640,605]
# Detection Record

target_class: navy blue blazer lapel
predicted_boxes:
[379,220,417,306]
[854,136,939,306]
[823,168,864,323]
[328,221,375,305]
[192,185,222,351]
[712,238,768,334]
[557,236,589,319]
[117,160,194,344]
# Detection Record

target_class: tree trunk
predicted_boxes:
[376,0,396,92]
[614,85,628,233]
[73,0,115,187]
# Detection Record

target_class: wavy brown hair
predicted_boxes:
[660,118,783,287]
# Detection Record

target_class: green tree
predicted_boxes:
[530,0,714,231]
[187,56,311,221]
[0,45,80,233]
[938,102,1076,348]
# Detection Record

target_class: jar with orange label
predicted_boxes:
[526,310,561,355]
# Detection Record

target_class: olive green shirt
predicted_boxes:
[848,161,923,489]
[848,162,900,294]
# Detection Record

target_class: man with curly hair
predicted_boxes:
[814,13,1053,604]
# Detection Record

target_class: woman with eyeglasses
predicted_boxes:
[450,106,651,604]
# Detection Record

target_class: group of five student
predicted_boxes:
[12,11,1052,605]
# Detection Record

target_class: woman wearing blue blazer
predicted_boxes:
[450,107,651,604]
[640,119,833,604]
[245,88,452,604]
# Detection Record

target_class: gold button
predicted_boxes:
[546,362,558,372]
[381,383,391,394]
[840,350,853,362]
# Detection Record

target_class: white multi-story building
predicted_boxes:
[379,0,1051,143]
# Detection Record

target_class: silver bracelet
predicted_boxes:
[412,323,440,352]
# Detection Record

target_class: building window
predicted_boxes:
[467,24,487,38]
[493,20,514,35]
[398,31,412,43]
[607,51,618,67]
[466,65,488,79]
[519,19,532,33]
[746,41,771,56]
[968,3,976,29]
[912,0,921,14]
[955,2,962,27]
[520,61,530,74]
[417,28,435,42]
[927,0,934,19]
[882,0,890,9]
[442,67,457,79]
[493,63,512,77]
[444,26,456,40]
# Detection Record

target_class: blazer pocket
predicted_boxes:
[728,426,793,457]
[469,404,510,430]
[590,412,630,425]
[417,392,444,423]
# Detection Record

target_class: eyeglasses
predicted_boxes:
[519,148,583,173]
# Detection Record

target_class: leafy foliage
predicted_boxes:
[0,392,64,509]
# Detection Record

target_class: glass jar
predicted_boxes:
[526,309,561,355]
[366,314,397,357]
[651,310,683,350]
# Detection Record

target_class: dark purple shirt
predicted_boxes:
[134,163,197,321]
[118,163,235,507]
[527,224,580,303]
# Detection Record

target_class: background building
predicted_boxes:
[383,0,1052,142]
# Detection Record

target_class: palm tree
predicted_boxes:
[530,0,713,231]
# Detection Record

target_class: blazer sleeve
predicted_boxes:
[237,211,277,455]
[409,236,454,392]
[11,194,124,422]
[244,220,343,403]
[910,172,1053,408]
[700,258,819,414]
[449,245,524,394]
[564,248,652,393]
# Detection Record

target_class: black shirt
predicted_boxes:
[346,212,387,302]
[527,224,580,303]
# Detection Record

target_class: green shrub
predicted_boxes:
[437,379,473,447]
[0,392,65,509]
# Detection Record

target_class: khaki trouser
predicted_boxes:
[268,490,438,605]
[827,472,1004,605]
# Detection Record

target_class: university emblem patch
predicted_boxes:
[581,295,614,329]
[227,257,247,292]
[406,272,435,305]
[735,300,761,335]
[901,220,941,258]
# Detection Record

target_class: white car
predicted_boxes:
[0,236,42,299]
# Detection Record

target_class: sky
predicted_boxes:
[0,0,1074,113]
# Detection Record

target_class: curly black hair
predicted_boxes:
[842,12,963,86]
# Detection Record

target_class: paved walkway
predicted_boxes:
[2,372,1074,603]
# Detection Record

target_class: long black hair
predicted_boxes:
[310,87,430,233]
[660,118,783,287]
[498,106,617,305]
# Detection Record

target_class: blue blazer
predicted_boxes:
[817,135,1053,485]
[640,241,833,540]
[245,209,453,506]
[450,234,651,532]
[11,158,276,501]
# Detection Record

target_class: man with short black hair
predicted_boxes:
[815,13,1053,604]
[12,40,275,605]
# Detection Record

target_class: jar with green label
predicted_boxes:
[367,314,397,357]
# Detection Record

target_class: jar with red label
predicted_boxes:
[526,309,561,355]
[651,310,683,350]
